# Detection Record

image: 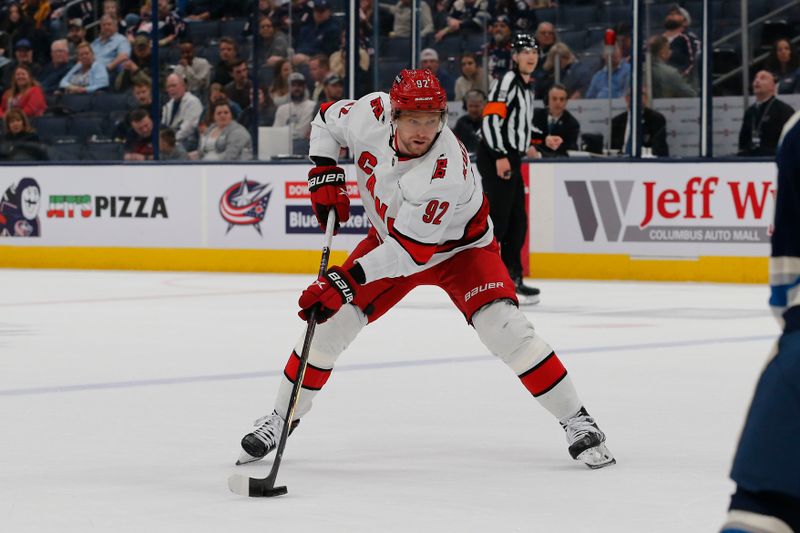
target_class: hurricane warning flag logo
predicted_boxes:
[219,177,273,235]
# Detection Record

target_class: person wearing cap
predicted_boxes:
[318,72,343,106]
[485,15,513,79]
[478,33,542,303]
[420,48,455,100]
[380,0,433,39]
[663,3,700,85]
[2,38,42,91]
[293,0,340,66]
[434,0,490,43]
[66,19,87,61]
[59,42,109,94]
[273,71,315,154]
[91,14,130,74]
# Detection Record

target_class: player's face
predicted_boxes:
[395,111,441,156]
[514,48,538,75]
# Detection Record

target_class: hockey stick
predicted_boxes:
[228,209,337,498]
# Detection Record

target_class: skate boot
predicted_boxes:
[236,410,300,465]
[513,275,540,305]
[560,407,615,469]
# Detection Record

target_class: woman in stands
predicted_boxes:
[0,4,34,56]
[59,42,109,94]
[765,38,800,94]
[0,65,46,118]
[3,109,39,143]
[454,52,487,103]
[195,99,252,161]
[269,58,292,106]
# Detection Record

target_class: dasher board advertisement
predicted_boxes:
[550,162,776,257]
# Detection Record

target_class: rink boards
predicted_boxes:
[0,161,775,283]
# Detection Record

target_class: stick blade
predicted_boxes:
[227,474,288,498]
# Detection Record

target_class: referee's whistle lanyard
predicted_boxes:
[751,97,775,145]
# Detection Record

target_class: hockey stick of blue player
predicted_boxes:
[227,209,337,498]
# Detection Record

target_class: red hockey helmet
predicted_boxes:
[389,69,447,114]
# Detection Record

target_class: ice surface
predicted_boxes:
[0,269,778,532]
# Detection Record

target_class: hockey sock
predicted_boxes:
[518,352,582,420]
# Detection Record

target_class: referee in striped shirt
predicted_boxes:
[477,33,541,304]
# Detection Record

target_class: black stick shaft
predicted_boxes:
[261,210,337,490]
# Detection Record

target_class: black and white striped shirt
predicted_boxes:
[481,69,534,156]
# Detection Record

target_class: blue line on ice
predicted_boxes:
[0,334,774,397]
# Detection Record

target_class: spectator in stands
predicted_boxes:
[452,88,485,153]
[2,108,39,142]
[585,42,630,99]
[101,0,129,34]
[173,41,211,97]
[224,59,252,111]
[534,22,557,58]
[495,0,538,33]
[420,48,455,99]
[738,70,795,157]
[59,42,109,94]
[663,4,699,84]
[123,108,154,160]
[540,42,595,100]
[293,0,340,66]
[616,21,632,63]
[115,34,164,92]
[328,30,369,88]
[611,85,669,157]
[127,0,185,48]
[158,127,188,160]
[3,38,42,89]
[269,58,292,106]
[486,15,513,79]
[0,4,34,58]
[128,78,152,108]
[380,0,433,39]
[647,35,696,98]
[434,0,489,43]
[0,64,46,118]
[238,86,276,129]
[431,0,449,37]
[211,37,239,87]
[39,39,73,93]
[765,39,800,94]
[208,82,241,117]
[454,52,487,103]
[273,71,315,154]
[255,16,289,68]
[282,0,314,39]
[66,18,86,61]
[91,14,130,76]
[531,83,580,157]
[308,54,329,102]
[183,0,222,21]
[196,99,252,160]
[318,72,343,107]
[162,72,203,150]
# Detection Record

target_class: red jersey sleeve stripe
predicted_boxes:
[388,221,438,265]
[283,351,332,391]
[518,352,568,397]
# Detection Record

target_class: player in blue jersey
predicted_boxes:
[721,112,800,533]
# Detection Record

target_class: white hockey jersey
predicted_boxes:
[309,92,494,284]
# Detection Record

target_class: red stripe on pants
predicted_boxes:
[519,352,567,397]
[283,351,332,391]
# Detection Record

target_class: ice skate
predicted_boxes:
[514,276,540,305]
[236,411,300,465]
[560,407,615,469]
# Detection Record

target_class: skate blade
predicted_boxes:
[517,294,540,306]
[576,443,616,469]
[235,450,263,466]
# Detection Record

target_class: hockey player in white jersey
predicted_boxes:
[237,69,614,469]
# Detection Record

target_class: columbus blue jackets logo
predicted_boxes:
[0,177,41,237]
[219,177,273,235]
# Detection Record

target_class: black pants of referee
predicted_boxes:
[476,142,527,281]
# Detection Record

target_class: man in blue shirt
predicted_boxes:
[585,42,631,99]
[292,0,340,66]
[91,14,130,76]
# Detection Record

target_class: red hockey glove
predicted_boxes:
[308,165,350,234]
[298,266,358,323]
